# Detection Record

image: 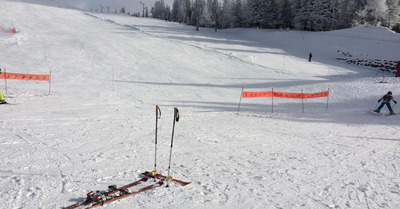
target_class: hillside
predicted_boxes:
[0,1,399,209]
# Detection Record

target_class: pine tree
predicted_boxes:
[152,0,398,32]
[230,0,244,28]
[191,0,206,26]
[337,0,357,29]
[366,0,388,25]
[165,5,172,21]
[202,0,213,27]
[386,0,400,28]
[221,0,232,28]
[293,0,309,30]
[211,0,220,30]
[183,0,192,23]
[153,0,167,19]
[293,0,336,31]
[277,0,293,29]
[172,0,180,21]
[352,0,369,26]
[248,0,278,28]
[266,0,278,28]
[242,0,254,27]
[313,0,336,30]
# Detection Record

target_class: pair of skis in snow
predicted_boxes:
[62,106,189,209]
[370,102,397,116]
[0,103,17,105]
[370,110,397,116]
[82,178,166,209]
[62,177,150,209]
[0,100,18,105]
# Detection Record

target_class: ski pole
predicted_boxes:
[152,105,161,178]
[166,107,179,187]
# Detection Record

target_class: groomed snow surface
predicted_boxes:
[1,1,400,208]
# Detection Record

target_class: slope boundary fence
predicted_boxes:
[237,88,330,114]
[0,67,51,95]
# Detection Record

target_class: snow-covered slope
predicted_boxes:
[0,1,399,209]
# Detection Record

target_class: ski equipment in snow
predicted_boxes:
[62,177,148,209]
[83,181,164,209]
[151,105,162,179]
[145,107,189,187]
[370,110,397,116]
[370,110,383,115]
[142,171,190,186]
[386,112,397,116]
[166,108,179,187]
[0,102,17,105]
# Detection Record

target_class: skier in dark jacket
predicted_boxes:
[374,91,397,115]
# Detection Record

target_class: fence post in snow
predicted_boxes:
[271,88,274,114]
[301,89,305,113]
[326,88,330,112]
[48,71,52,95]
[4,68,7,94]
[237,87,243,114]
[112,73,115,92]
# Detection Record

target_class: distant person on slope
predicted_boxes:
[308,53,312,62]
[0,91,6,104]
[395,61,400,77]
[374,91,397,115]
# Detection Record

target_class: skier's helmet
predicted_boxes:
[388,91,392,95]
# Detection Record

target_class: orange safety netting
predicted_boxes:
[241,91,273,98]
[0,72,50,81]
[242,90,329,99]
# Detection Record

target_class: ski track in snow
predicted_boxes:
[87,13,293,78]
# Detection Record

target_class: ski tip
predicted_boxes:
[385,113,397,116]
[174,180,191,186]
[369,110,383,116]
[1,102,18,105]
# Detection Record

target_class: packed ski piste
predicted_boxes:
[1,1,400,209]
[62,107,190,209]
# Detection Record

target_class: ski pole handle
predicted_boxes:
[156,105,161,119]
[174,108,179,122]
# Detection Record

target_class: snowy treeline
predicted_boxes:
[150,0,400,31]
